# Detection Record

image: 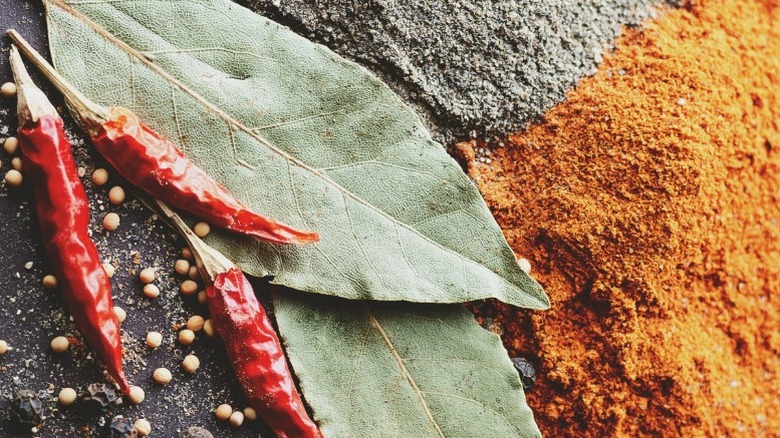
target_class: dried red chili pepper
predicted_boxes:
[8,30,318,246]
[154,202,322,438]
[9,45,130,394]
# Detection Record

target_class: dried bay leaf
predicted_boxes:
[273,289,542,437]
[44,0,548,308]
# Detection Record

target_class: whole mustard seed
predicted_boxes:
[113,306,127,323]
[134,418,152,437]
[91,168,109,186]
[229,411,245,427]
[58,388,78,406]
[139,267,156,284]
[108,186,126,205]
[50,336,70,353]
[42,274,58,289]
[215,404,232,421]
[174,259,190,276]
[182,354,200,373]
[186,315,205,332]
[103,212,120,231]
[102,263,116,278]
[152,367,172,385]
[3,136,18,155]
[193,221,211,238]
[128,386,145,404]
[178,329,195,346]
[142,283,160,299]
[180,279,198,296]
[4,169,23,187]
[145,331,163,349]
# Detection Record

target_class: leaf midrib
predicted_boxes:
[367,305,445,438]
[47,0,543,306]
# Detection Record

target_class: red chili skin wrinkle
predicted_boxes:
[18,116,130,394]
[207,269,322,438]
[92,107,319,245]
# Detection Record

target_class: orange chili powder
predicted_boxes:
[465,0,780,435]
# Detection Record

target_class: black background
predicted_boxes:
[0,1,273,436]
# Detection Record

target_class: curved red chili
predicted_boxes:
[93,107,319,245]
[7,29,318,246]
[207,269,322,438]
[10,46,130,394]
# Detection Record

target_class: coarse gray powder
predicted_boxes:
[240,0,677,140]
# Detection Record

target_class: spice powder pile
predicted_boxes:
[467,0,780,435]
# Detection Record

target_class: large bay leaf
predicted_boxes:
[44,0,548,308]
[273,289,541,437]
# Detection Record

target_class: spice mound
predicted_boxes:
[469,0,780,435]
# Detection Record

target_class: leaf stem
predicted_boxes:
[9,44,58,125]
[148,198,235,281]
[6,28,109,133]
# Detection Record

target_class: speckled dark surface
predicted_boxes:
[0,1,273,436]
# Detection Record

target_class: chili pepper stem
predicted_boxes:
[6,29,109,134]
[9,45,58,125]
[152,199,234,281]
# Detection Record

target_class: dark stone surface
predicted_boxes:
[0,1,272,436]
[240,0,676,141]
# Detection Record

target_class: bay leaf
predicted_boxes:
[44,0,548,309]
[273,288,542,437]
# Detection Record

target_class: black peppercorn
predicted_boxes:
[79,383,118,416]
[11,389,43,426]
[511,357,537,390]
[105,415,137,438]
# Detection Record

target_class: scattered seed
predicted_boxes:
[128,386,145,404]
[108,186,126,205]
[182,354,200,373]
[91,168,109,186]
[0,340,7,355]
[142,283,160,299]
[193,222,211,238]
[11,157,21,171]
[152,367,172,385]
[188,266,200,281]
[180,279,198,296]
[58,388,78,406]
[134,418,152,437]
[243,407,257,421]
[178,329,195,346]
[77,166,86,177]
[229,411,244,427]
[4,169,23,187]
[50,336,70,353]
[139,267,156,284]
[1,82,17,98]
[3,136,18,155]
[518,258,532,274]
[42,275,58,289]
[197,290,207,305]
[103,212,120,231]
[23,261,33,270]
[133,418,152,436]
[145,332,163,349]
[181,247,194,261]
[114,306,127,323]
[214,404,232,421]
[202,319,215,337]
[187,315,205,332]
[174,259,190,276]
[102,263,116,278]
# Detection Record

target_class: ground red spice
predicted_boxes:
[465,0,780,435]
